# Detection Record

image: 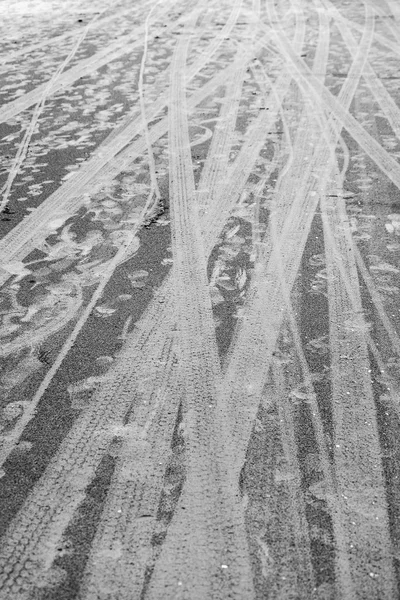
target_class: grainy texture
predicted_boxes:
[1,0,400,598]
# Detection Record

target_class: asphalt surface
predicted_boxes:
[1,0,400,598]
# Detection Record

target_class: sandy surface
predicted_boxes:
[1,0,400,598]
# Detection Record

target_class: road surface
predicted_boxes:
[1,0,400,598]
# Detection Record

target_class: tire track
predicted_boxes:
[144,17,254,600]
[137,0,163,207]
[1,3,394,598]
[220,0,373,485]
[0,55,266,477]
[0,0,149,66]
[249,159,318,596]
[0,0,254,288]
[0,59,237,288]
[0,0,251,455]
[0,2,256,595]
[77,49,300,599]
[0,0,180,126]
[265,6,397,592]
[0,17,98,215]
[323,1,400,58]
[0,34,143,125]
[269,195,354,598]
[321,178,397,599]
[78,342,184,600]
[262,3,400,194]
[195,55,249,218]
[71,25,308,598]
[318,141,400,430]
[262,16,356,592]
[216,0,330,473]
[79,31,258,596]
[322,0,400,143]
[0,11,282,472]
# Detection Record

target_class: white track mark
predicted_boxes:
[262,4,400,194]
[270,194,354,598]
[0,59,240,288]
[0,15,99,215]
[0,1,263,288]
[145,11,254,599]
[0,2,256,596]
[0,0,180,125]
[0,228,140,463]
[0,0,147,65]
[322,0,400,143]
[323,1,400,58]
[78,345,184,600]
[137,0,163,207]
[219,0,373,487]
[321,180,397,599]
[0,55,265,472]
[354,246,400,357]
[252,155,317,595]
[0,19,282,474]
